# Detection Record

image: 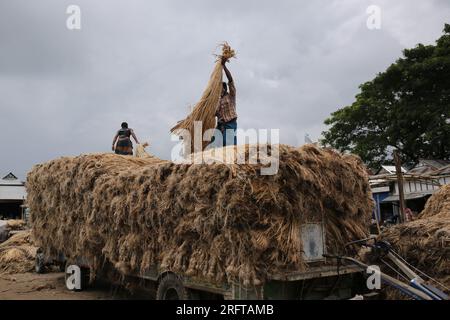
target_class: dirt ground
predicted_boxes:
[0,271,153,300]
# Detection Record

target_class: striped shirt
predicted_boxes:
[216,81,237,123]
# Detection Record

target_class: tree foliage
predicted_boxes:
[322,24,450,169]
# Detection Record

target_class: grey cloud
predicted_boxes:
[0,0,449,179]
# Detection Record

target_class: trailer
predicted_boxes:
[35,222,368,300]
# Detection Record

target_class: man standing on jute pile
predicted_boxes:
[215,56,237,146]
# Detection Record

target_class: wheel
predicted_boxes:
[35,250,45,274]
[156,274,191,300]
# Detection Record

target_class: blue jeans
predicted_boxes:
[215,119,237,147]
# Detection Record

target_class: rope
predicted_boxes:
[389,249,450,292]
[380,258,410,283]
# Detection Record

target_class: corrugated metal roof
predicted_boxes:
[421,159,450,168]
[379,165,407,174]
[408,160,450,175]
[381,190,435,203]
[408,166,435,175]
[432,164,450,176]
[2,172,18,179]
[0,185,26,201]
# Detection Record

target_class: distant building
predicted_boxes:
[370,161,450,224]
[0,172,27,219]
[431,164,450,181]
[375,165,407,175]
[407,159,450,175]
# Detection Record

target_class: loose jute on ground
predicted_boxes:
[0,230,37,274]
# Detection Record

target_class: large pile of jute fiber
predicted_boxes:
[0,230,37,274]
[171,43,236,152]
[419,184,450,219]
[379,185,450,299]
[27,144,373,286]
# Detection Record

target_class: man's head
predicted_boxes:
[222,82,227,96]
[121,122,128,129]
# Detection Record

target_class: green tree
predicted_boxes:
[322,24,450,170]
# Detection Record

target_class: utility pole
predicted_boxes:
[394,150,406,223]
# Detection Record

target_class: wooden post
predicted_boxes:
[375,194,382,234]
[394,150,406,224]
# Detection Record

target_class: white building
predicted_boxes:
[370,162,450,223]
[0,172,27,219]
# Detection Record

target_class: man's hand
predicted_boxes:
[112,145,115,151]
[222,59,233,83]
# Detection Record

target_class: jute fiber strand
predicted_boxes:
[27,144,373,286]
[134,142,156,159]
[379,185,450,299]
[171,43,236,152]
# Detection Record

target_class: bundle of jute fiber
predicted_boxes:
[134,142,154,159]
[0,219,26,243]
[27,144,373,286]
[0,230,37,274]
[171,43,236,152]
[379,186,450,299]
[6,219,26,231]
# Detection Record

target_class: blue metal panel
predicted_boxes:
[372,192,390,220]
[374,192,390,202]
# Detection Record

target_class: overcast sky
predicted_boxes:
[1,0,449,180]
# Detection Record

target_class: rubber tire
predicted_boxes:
[35,251,45,274]
[156,274,190,300]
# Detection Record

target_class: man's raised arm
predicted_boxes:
[222,57,235,97]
